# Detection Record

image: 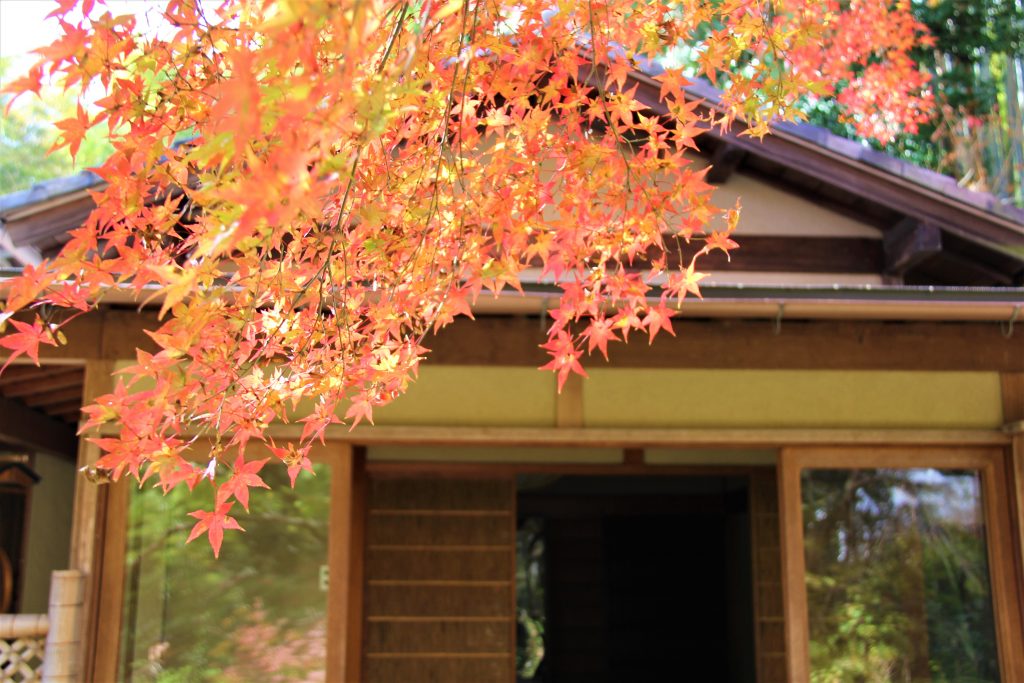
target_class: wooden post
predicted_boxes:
[41,570,87,683]
[555,373,583,428]
[327,444,366,683]
[67,360,115,681]
[777,449,810,683]
[1001,372,1024,634]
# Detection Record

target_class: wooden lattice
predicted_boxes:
[0,636,45,683]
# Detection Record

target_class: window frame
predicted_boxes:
[92,441,362,683]
[778,446,1024,682]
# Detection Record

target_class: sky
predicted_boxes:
[0,0,165,83]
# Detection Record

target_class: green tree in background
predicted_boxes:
[804,0,1024,207]
[0,58,112,194]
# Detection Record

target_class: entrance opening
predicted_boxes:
[516,475,756,683]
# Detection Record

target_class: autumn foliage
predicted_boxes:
[0,0,932,554]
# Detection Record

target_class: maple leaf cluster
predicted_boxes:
[0,0,931,554]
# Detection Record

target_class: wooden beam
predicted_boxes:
[0,393,77,457]
[884,220,942,277]
[555,373,583,428]
[1003,372,1024,424]
[67,360,115,682]
[1004,374,1024,633]
[17,309,1024,372]
[777,449,810,683]
[424,317,1024,372]
[40,400,82,417]
[29,308,158,363]
[22,386,82,408]
[705,143,747,184]
[2,369,83,398]
[1010,431,1024,636]
[327,444,366,683]
[94,423,1007,447]
[0,365,74,387]
[669,235,883,274]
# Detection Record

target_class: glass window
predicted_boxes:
[802,468,999,683]
[117,464,331,683]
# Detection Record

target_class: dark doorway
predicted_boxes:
[516,475,756,683]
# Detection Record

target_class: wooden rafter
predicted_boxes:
[0,392,77,457]
[3,370,84,399]
[884,220,942,277]
[23,387,83,409]
[705,143,747,184]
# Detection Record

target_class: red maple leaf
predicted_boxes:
[0,319,56,370]
[641,303,676,344]
[702,231,740,259]
[584,316,618,360]
[187,502,244,558]
[540,330,588,392]
[215,454,270,511]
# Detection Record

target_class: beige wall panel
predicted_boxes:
[367,445,622,463]
[712,172,883,238]
[582,369,1003,429]
[645,448,777,465]
[22,451,76,613]
[371,366,556,427]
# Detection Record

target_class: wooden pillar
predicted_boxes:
[777,449,810,683]
[1001,372,1024,632]
[327,444,366,683]
[67,360,115,681]
[555,373,583,428]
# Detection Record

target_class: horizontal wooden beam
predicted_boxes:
[695,235,882,274]
[15,310,1024,373]
[0,365,75,386]
[93,423,1007,448]
[424,317,1024,372]
[23,386,83,408]
[0,393,78,457]
[4,370,83,398]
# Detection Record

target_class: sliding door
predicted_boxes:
[779,447,1024,682]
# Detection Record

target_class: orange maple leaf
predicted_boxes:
[187,503,244,558]
[215,455,271,511]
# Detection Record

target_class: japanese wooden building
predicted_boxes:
[2,71,1024,683]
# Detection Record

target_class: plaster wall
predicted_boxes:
[22,451,75,613]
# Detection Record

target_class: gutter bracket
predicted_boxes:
[1002,305,1020,339]
[773,303,785,336]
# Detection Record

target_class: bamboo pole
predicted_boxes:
[0,613,48,639]
[41,570,86,683]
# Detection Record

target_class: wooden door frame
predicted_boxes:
[778,446,1024,683]
[367,456,780,683]
[88,433,1024,683]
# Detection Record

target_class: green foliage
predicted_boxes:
[119,465,330,682]
[802,469,999,683]
[803,0,1024,206]
[0,59,111,194]
[516,518,546,679]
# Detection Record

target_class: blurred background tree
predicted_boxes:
[803,0,1024,207]
[0,58,112,194]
